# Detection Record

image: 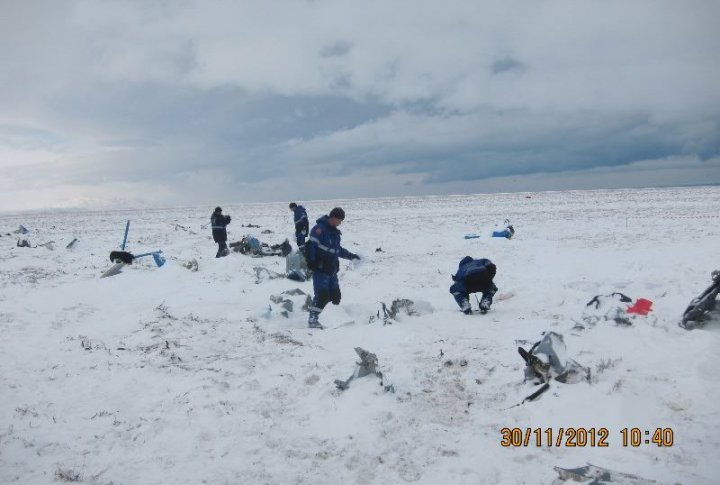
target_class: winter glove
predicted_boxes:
[225,215,231,224]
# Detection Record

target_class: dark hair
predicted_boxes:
[289,202,297,209]
[214,206,222,213]
[329,207,345,220]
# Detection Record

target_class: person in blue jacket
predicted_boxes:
[289,202,309,252]
[450,257,497,314]
[210,206,231,258]
[305,207,360,329]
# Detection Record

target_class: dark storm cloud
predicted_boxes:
[1,0,718,209]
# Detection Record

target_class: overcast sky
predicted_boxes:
[1,0,719,211]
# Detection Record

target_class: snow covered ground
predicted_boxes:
[1,186,719,484]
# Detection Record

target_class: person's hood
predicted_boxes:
[458,256,474,267]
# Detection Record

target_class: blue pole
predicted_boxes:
[133,250,161,259]
[121,220,130,250]
[133,251,165,267]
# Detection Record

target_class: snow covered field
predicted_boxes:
[1,186,719,484]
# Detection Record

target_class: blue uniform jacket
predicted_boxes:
[452,257,494,288]
[306,215,353,274]
[211,212,231,242]
[293,205,309,234]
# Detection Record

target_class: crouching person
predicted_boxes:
[450,257,497,314]
[305,207,360,329]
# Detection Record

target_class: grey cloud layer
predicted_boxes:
[1,0,719,209]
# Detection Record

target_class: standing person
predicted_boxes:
[289,202,309,252]
[449,257,498,314]
[305,207,361,329]
[211,206,231,258]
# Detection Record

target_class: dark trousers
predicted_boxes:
[450,281,497,309]
[216,240,228,258]
[309,272,341,314]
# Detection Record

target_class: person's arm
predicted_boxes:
[339,247,359,260]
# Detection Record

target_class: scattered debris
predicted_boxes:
[174,223,197,235]
[266,288,311,317]
[108,250,165,267]
[581,292,633,327]
[14,225,29,234]
[552,463,660,484]
[577,292,655,329]
[101,262,126,278]
[242,223,261,228]
[270,294,294,312]
[626,298,653,315]
[492,219,515,239]
[183,258,199,272]
[334,347,394,393]
[261,229,273,234]
[101,221,165,278]
[254,267,286,285]
[230,235,292,257]
[504,383,551,410]
[518,332,590,385]
[286,250,311,282]
[680,270,720,329]
[65,238,79,249]
[369,298,431,324]
[16,239,32,248]
[375,247,384,252]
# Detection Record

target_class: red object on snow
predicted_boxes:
[626,298,653,315]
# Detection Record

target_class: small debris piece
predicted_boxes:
[100,262,126,278]
[37,241,55,250]
[370,298,420,324]
[334,347,394,393]
[552,463,659,484]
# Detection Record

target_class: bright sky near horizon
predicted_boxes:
[1,0,719,211]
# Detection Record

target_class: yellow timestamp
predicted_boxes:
[500,427,674,447]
